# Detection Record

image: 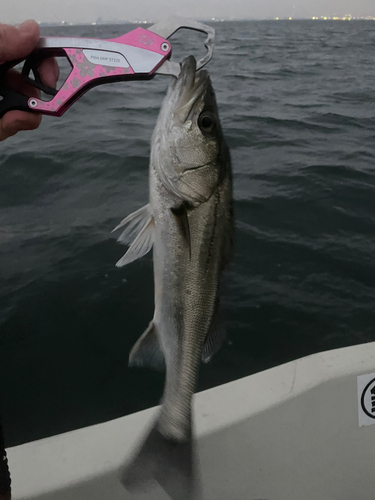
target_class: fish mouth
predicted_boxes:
[173,56,210,123]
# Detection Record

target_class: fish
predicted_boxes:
[114,55,233,500]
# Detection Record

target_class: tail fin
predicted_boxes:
[120,422,198,500]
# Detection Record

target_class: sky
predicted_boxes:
[1,0,374,24]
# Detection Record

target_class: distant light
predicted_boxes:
[289,17,292,20]
[323,16,327,20]
[275,17,279,20]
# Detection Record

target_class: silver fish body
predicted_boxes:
[115,56,233,499]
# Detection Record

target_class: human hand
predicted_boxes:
[0,20,59,142]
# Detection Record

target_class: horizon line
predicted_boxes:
[36,16,375,26]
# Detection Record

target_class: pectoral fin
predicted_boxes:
[171,203,191,258]
[129,322,165,372]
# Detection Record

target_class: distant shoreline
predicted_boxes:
[37,17,375,27]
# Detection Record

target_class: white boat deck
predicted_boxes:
[8,341,375,500]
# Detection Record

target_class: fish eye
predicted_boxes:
[198,112,216,133]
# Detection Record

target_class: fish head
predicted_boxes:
[153,56,228,204]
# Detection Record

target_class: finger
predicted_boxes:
[39,57,60,89]
[0,111,41,142]
[0,20,39,63]
[6,69,41,98]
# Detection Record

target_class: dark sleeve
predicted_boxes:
[0,418,11,499]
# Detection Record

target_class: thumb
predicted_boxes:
[0,20,40,63]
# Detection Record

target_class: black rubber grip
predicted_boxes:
[0,82,31,119]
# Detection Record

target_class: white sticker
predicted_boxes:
[357,372,375,427]
[83,49,129,68]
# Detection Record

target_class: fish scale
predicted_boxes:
[116,55,233,499]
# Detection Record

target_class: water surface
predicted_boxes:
[1,20,375,446]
